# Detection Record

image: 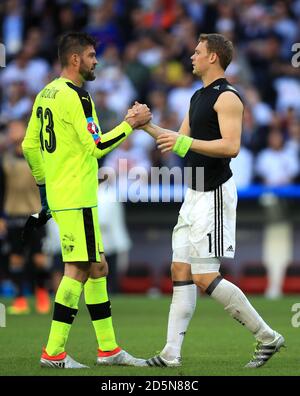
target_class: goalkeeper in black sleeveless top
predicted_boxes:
[138,33,284,369]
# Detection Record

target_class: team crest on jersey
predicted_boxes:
[87,117,100,144]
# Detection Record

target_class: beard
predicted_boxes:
[80,64,96,81]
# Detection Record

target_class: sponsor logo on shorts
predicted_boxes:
[226,245,234,252]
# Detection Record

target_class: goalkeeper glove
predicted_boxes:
[22,184,52,242]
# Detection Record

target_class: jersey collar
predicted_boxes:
[202,77,227,90]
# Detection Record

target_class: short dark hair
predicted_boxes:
[199,33,233,71]
[58,32,97,67]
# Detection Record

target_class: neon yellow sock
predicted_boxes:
[46,276,83,356]
[84,277,118,351]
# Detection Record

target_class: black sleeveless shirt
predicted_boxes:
[187,78,242,191]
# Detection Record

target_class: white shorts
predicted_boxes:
[172,177,237,269]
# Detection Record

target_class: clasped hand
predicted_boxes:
[125,101,152,129]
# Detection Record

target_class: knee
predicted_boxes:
[171,262,192,282]
[89,257,109,279]
[192,273,221,294]
[98,262,109,278]
[64,262,91,283]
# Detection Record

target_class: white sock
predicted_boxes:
[161,283,197,360]
[208,277,275,343]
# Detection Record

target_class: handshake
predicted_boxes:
[124,101,152,129]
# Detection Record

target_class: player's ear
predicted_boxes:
[70,53,79,66]
[209,52,218,65]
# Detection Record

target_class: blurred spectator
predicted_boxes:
[167,72,201,122]
[0,0,300,194]
[123,42,151,102]
[243,86,273,127]
[272,0,298,60]
[2,0,300,303]
[0,80,32,124]
[256,127,299,185]
[286,119,300,181]
[182,0,206,25]
[137,34,164,69]
[154,109,182,169]
[97,185,132,294]
[148,88,171,124]
[215,0,236,35]
[0,42,50,94]
[0,119,50,313]
[230,146,254,189]
[54,4,77,37]
[1,0,24,57]
[103,136,151,200]
[88,63,136,115]
[86,2,123,54]
[274,77,300,115]
[142,0,177,31]
[241,105,268,153]
[94,89,121,133]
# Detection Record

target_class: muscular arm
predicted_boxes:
[189,91,243,158]
[157,91,243,158]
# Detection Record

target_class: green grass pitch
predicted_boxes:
[0,295,299,376]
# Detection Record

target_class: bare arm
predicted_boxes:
[142,110,191,139]
[190,91,243,158]
[157,91,243,158]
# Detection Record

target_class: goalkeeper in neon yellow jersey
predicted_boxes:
[22,32,151,369]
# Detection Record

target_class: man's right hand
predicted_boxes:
[22,183,52,241]
[125,101,152,129]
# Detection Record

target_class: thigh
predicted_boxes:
[189,178,237,261]
[171,261,192,282]
[188,189,215,261]
[221,178,237,258]
[52,207,103,263]
[172,215,191,264]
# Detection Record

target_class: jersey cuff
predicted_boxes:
[120,121,133,135]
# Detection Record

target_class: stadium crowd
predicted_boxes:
[0,0,300,302]
[1,0,300,186]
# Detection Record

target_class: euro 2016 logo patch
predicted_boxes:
[87,120,101,145]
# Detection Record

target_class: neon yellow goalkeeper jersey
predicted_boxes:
[22,77,132,211]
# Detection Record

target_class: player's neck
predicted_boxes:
[60,70,84,87]
[201,70,225,88]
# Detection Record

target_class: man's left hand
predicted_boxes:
[157,132,179,153]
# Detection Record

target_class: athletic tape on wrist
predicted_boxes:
[172,135,193,157]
